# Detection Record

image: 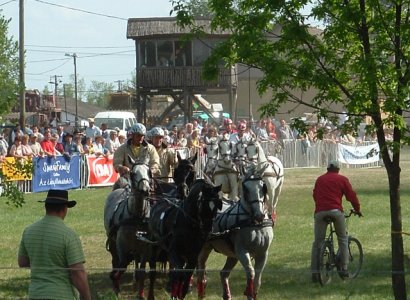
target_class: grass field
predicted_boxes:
[1,148,410,299]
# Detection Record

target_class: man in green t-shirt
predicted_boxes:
[18,189,91,300]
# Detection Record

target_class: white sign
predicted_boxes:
[338,143,380,165]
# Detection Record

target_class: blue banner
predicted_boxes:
[32,156,81,192]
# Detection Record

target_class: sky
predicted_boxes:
[0,0,173,91]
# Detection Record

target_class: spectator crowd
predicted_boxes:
[0,114,384,165]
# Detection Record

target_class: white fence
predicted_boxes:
[184,140,380,180]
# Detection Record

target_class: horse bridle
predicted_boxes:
[218,140,232,160]
[206,142,219,159]
[205,143,219,172]
[174,159,196,199]
[242,176,267,221]
[196,190,219,234]
[131,163,151,194]
[245,142,259,162]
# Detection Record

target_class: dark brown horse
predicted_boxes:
[147,179,222,300]
[151,152,197,201]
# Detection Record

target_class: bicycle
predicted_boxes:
[318,209,363,286]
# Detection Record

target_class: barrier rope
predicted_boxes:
[391,230,410,236]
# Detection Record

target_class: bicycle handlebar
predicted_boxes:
[346,209,363,218]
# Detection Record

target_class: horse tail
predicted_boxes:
[105,238,110,252]
[105,228,117,252]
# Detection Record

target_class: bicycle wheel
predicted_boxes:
[346,237,363,278]
[318,241,333,286]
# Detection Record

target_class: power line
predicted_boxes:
[27,59,71,75]
[26,44,134,49]
[27,49,135,63]
[26,49,134,56]
[32,0,128,21]
[0,0,15,7]
[78,50,135,59]
[27,58,71,63]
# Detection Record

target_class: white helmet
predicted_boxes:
[129,123,146,135]
[151,127,164,137]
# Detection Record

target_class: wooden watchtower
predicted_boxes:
[126,17,237,125]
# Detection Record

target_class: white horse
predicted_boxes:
[213,135,240,201]
[203,137,219,177]
[233,136,249,177]
[245,137,284,222]
[197,170,273,300]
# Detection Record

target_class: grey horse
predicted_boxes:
[197,171,274,300]
[104,156,152,298]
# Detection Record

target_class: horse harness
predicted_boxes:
[109,189,150,229]
[155,187,212,240]
[204,142,219,174]
[261,159,284,181]
[213,177,267,233]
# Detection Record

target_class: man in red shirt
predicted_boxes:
[40,129,56,158]
[311,160,362,282]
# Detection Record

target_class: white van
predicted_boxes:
[94,111,137,132]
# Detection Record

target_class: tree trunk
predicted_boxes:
[388,167,406,299]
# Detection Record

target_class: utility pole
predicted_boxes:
[115,80,124,92]
[49,75,62,107]
[63,84,68,122]
[19,0,25,130]
[65,53,78,129]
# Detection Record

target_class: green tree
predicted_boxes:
[123,71,136,94]
[173,0,409,298]
[42,85,51,96]
[184,0,213,18]
[58,83,74,99]
[0,13,29,207]
[85,80,115,108]
[0,14,19,115]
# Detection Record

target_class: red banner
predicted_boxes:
[86,155,119,187]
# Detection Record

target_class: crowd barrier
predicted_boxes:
[2,140,380,194]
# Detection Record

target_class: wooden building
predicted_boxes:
[127,17,238,124]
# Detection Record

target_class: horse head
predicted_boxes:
[187,180,223,234]
[241,172,268,224]
[246,138,260,165]
[204,137,219,159]
[234,137,250,175]
[218,139,232,164]
[204,137,219,175]
[126,156,152,219]
[128,155,151,195]
[173,152,197,199]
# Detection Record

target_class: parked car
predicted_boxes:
[94,111,137,132]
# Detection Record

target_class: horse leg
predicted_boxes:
[197,243,213,298]
[220,257,238,300]
[114,230,134,294]
[134,259,146,300]
[237,250,256,300]
[228,173,239,201]
[252,253,269,300]
[107,236,122,294]
[169,254,184,299]
[147,245,158,300]
[180,259,197,299]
